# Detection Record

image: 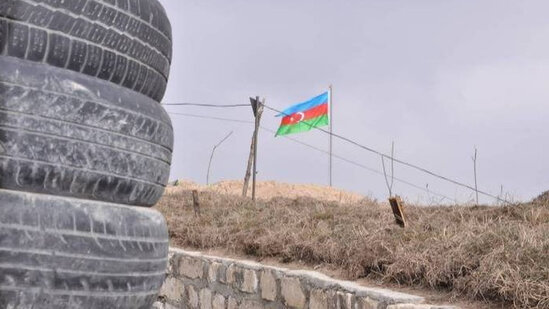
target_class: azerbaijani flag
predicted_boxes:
[276,92,330,136]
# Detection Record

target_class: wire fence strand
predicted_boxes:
[168,112,254,124]
[262,103,509,204]
[163,103,249,108]
[259,126,458,204]
[168,111,459,203]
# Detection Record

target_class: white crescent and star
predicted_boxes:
[289,112,306,124]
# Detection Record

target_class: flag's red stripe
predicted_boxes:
[281,102,328,125]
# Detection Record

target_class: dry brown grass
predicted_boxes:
[156,185,549,308]
[168,180,369,204]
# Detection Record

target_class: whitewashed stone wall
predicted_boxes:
[155,248,458,309]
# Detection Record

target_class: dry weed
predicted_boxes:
[156,188,549,308]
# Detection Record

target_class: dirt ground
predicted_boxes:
[168,179,371,204]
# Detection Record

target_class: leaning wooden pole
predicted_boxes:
[242,136,255,197]
[242,96,264,199]
[389,196,406,228]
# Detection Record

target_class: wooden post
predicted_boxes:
[252,98,264,201]
[192,190,200,216]
[242,135,255,197]
[242,96,264,199]
[388,196,406,228]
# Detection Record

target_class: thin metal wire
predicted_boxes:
[168,112,254,124]
[168,111,458,203]
[163,103,249,107]
[263,104,509,204]
[260,126,458,204]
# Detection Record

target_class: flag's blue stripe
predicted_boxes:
[277,92,329,117]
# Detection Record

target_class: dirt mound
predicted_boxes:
[167,179,372,204]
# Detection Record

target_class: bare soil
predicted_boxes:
[168,180,370,204]
[157,180,549,309]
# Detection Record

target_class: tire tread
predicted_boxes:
[0,0,171,101]
[0,55,173,206]
[0,189,168,309]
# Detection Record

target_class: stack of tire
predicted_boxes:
[0,0,173,308]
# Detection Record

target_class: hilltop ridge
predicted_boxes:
[167,179,372,204]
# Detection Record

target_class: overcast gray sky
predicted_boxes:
[158,0,548,204]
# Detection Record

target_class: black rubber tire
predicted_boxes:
[0,0,172,102]
[0,189,169,309]
[0,55,173,207]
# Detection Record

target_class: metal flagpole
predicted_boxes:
[329,85,333,187]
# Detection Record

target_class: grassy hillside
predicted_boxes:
[156,182,549,308]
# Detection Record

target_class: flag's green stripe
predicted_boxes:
[276,114,329,136]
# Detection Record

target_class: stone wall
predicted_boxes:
[155,248,457,309]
